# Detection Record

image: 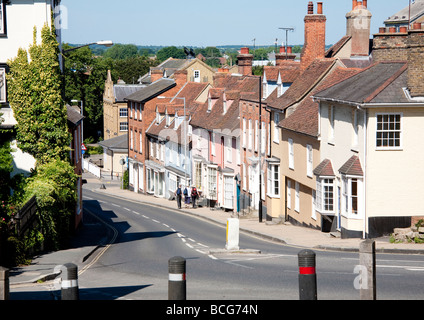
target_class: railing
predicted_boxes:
[83,159,101,178]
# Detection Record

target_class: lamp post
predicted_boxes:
[71,99,83,143]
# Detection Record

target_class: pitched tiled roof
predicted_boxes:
[279,67,361,137]
[267,59,335,110]
[190,75,260,133]
[67,105,84,125]
[313,159,335,177]
[313,62,408,104]
[98,134,128,152]
[339,155,363,176]
[325,36,351,58]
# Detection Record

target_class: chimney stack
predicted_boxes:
[300,1,326,71]
[407,24,424,97]
[237,47,253,76]
[346,0,372,57]
[150,68,164,83]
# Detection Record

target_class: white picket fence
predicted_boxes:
[83,159,101,178]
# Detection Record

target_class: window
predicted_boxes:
[226,137,232,163]
[210,132,215,156]
[0,67,5,103]
[130,102,133,118]
[261,122,266,154]
[119,108,128,118]
[130,130,134,150]
[267,164,280,197]
[139,132,143,153]
[353,109,358,146]
[208,167,217,200]
[288,138,294,170]
[274,112,280,143]
[248,119,252,150]
[255,120,258,152]
[195,161,202,190]
[194,70,200,83]
[376,113,401,149]
[139,104,142,121]
[0,1,5,36]
[120,122,128,132]
[316,178,334,213]
[295,182,300,213]
[287,180,291,209]
[343,177,361,216]
[243,164,247,191]
[329,105,335,141]
[242,118,247,148]
[306,144,313,178]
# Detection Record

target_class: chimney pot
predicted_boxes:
[280,46,286,54]
[389,27,396,33]
[413,22,422,30]
[399,26,407,33]
[317,2,323,15]
[363,0,367,8]
[287,46,293,54]
[308,1,314,14]
[241,47,250,54]
[379,27,386,33]
[352,0,358,10]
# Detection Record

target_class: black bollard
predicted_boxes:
[298,249,317,300]
[61,263,79,300]
[168,256,186,300]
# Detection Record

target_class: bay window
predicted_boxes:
[342,176,362,216]
[316,178,334,213]
[267,164,280,197]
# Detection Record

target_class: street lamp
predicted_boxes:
[71,99,83,143]
[157,96,188,186]
[62,40,114,54]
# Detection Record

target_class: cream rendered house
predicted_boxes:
[314,56,424,238]
[0,0,63,176]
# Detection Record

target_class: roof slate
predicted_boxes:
[125,78,176,103]
[313,62,408,104]
[338,155,363,176]
[313,159,335,177]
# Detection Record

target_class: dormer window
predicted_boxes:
[156,110,160,124]
[223,94,227,115]
[208,95,212,112]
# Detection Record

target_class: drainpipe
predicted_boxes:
[357,104,367,239]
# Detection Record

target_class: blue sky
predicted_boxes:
[61,0,409,47]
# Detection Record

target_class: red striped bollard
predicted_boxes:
[168,256,186,300]
[298,249,317,300]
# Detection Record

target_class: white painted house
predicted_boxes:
[0,0,63,176]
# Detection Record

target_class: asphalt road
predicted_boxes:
[80,189,424,300]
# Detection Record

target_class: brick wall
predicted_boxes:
[372,31,408,62]
[407,30,424,97]
[300,4,326,71]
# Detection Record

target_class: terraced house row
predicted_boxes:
[102,0,424,239]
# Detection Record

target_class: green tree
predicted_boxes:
[7,24,70,165]
[63,43,115,141]
[103,44,139,60]
[114,55,158,84]
[23,159,78,250]
[156,46,186,62]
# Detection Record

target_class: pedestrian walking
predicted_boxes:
[183,186,189,208]
[176,185,182,209]
[191,186,198,208]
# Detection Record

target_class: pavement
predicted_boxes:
[7,171,424,297]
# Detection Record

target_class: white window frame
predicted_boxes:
[255,120,259,152]
[248,119,253,150]
[194,70,201,83]
[120,122,128,132]
[119,108,128,118]
[130,130,134,150]
[376,113,402,150]
[288,138,294,170]
[267,164,280,198]
[273,112,280,143]
[139,104,142,121]
[210,132,215,156]
[316,178,335,214]
[242,164,247,191]
[342,176,362,218]
[226,137,232,163]
[261,122,266,155]
[329,105,335,141]
[287,180,292,209]
[242,118,247,148]
[352,108,358,147]
[306,144,313,178]
[0,2,5,36]
[295,182,300,213]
